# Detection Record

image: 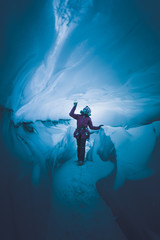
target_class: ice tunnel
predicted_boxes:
[0,0,160,239]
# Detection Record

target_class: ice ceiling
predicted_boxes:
[1,0,160,127]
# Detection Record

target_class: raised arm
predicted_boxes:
[88,118,100,130]
[69,103,79,119]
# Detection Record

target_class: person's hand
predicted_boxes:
[74,102,78,107]
[99,124,104,128]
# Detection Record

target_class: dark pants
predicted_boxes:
[76,137,86,162]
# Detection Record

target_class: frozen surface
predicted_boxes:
[48,158,126,240]
[0,0,160,239]
[2,106,160,239]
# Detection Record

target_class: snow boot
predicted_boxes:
[78,160,84,166]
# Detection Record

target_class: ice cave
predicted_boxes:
[0,0,160,239]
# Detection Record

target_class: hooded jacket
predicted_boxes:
[69,105,100,139]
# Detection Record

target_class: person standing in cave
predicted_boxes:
[69,102,103,166]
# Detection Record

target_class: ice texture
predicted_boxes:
[1,0,160,239]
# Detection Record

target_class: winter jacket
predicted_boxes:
[69,105,100,139]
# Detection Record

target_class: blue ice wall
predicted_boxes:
[0,0,55,106]
[0,0,160,239]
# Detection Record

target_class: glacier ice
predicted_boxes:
[1,106,160,239]
[1,0,160,239]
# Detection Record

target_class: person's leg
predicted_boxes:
[76,138,81,161]
[79,138,86,162]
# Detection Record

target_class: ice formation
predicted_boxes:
[0,0,160,239]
